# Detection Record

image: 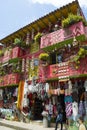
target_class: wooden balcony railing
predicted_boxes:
[40,21,86,49]
[39,57,87,81]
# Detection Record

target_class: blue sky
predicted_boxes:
[0,0,87,40]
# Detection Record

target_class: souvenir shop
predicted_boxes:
[0,86,18,109]
[22,81,50,120]
[0,86,18,119]
[46,78,87,123]
[17,77,87,122]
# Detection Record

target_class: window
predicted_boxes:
[34,59,39,66]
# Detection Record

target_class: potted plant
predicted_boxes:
[39,53,49,61]
[34,32,42,43]
[13,38,27,48]
[62,14,84,28]
[39,53,49,66]
[13,38,22,46]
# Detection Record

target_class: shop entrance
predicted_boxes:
[30,92,43,120]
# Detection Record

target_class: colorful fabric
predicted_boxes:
[72,101,78,121]
[17,81,25,110]
[64,95,73,103]
[65,102,72,117]
[84,101,87,115]
[78,101,86,116]
[48,103,53,115]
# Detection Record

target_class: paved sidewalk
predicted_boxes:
[0,119,54,130]
[0,119,67,130]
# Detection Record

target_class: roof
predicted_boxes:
[0,0,83,44]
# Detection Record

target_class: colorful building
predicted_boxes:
[0,0,87,123]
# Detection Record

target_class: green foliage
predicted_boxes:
[0,50,4,57]
[13,38,27,48]
[0,66,6,76]
[39,53,49,61]
[9,58,21,64]
[34,32,42,42]
[62,14,84,28]
[74,48,87,69]
[43,35,86,52]
[9,58,22,73]
[14,38,21,45]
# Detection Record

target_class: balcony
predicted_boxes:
[39,57,87,81]
[3,50,12,63]
[0,73,20,86]
[40,21,86,49]
[2,47,23,63]
[12,46,23,59]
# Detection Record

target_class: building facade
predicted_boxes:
[0,0,87,122]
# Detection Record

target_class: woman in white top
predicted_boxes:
[78,117,86,130]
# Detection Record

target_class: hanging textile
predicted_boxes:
[17,81,24,110]
[72,101,78,121]
[23,80,29,107]
[68,80,72,95]
[84,100,87,115]
[26,58,29,72]
[64,95,73,117]
[45,83,49,93]
[65,102,72,117]
[78,101,86,117]
[22,58,25,72]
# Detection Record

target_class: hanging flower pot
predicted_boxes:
[39,53,49,61]
[39,53,49,66]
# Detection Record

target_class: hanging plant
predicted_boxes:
[62,14,84,28]
[39,53,49,61]
[73,48,87,69]
[34,32,42,43]
[13,38,22,46]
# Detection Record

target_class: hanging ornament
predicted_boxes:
[68,80,72,95]
[31,56,34,70]
[26,58,29,72]
[26,32,30,45]
[31,29,34,40]
[22,58,25,72]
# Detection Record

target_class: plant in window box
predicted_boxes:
[62,13,84,28]
[34,32,42,43]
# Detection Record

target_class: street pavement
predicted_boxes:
[0,119,53,130]
[0,126,16,130]
[0,119,67,130]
